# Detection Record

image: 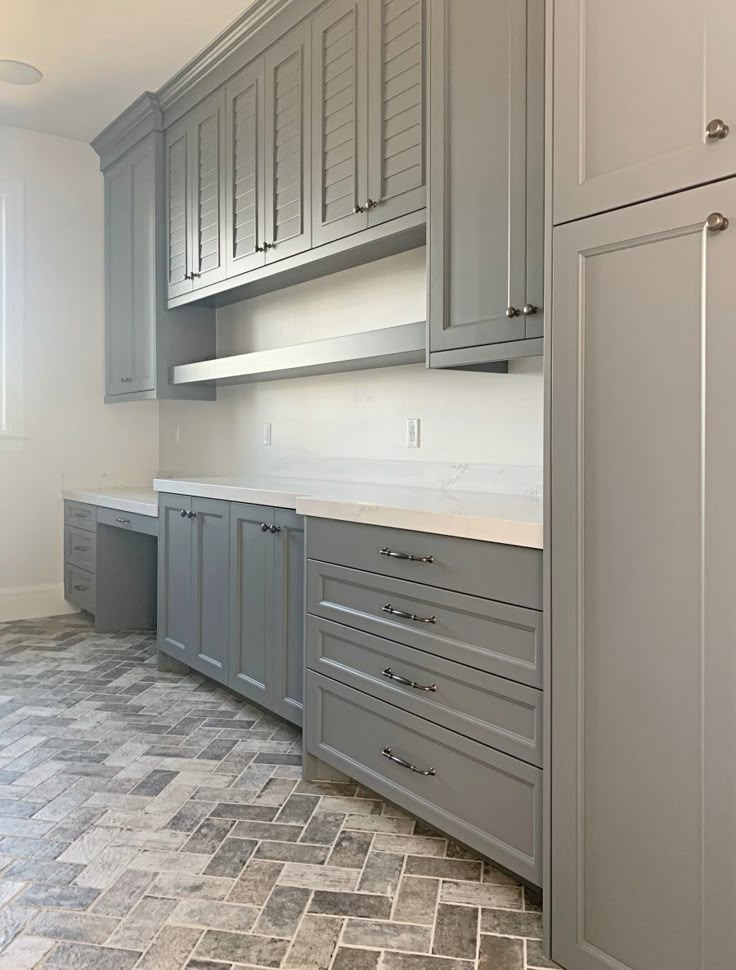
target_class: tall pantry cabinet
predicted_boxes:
[548,2,736,969]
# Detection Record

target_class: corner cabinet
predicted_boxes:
[158,493,305,727]
[427,0,544,368]
[94,97,217,403]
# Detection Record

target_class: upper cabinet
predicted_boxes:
[93,96,216,404]
[553,0,736,225]
[427,0,544,369]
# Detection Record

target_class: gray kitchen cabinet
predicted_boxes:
[311,0,369,246]
[553,0,736,225]
[93,96,216,403]
[367,0,425,226]
[166,90,227,296]
[549,180,736,970]
[229,502,273,707]
[192,498,230,679]
[271,508,305,722]
[225,59,267,279]
[427,0,544,368]
[263,21,313,263]
[230,503,305,725]
[158,493,194,660]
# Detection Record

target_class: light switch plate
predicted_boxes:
[407,417,420,448]
[263,422,272,446]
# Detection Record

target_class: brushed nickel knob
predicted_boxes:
[353,204,365,214]
[180,509,188,518]
[269,523,281,534]
[261,522,269,532]
[255,244,264,252]
[706,212,729,232]
[263,242,275,250]
[522,304,539,316]
[364,198,379,209]
[506,306,520,318]
[706,118,729,140]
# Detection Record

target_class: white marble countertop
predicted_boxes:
[63,487,159,518]
[153,476,542,548]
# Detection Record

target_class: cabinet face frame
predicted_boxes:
[165,118,193,299]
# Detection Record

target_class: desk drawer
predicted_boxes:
[97,506,158,536]
[64,502,97,532]
[307,560,542,688]
[64,526,97,573]
[307,616,542,765]
[306,671,542,885]
[65,563,96,614]
[307,517,542,609]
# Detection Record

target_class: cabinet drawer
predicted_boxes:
[64,526,97,573]
[307,616,542,766]
[64,502,97,532]
[306,671,542,885]
[97,506,158,536]
[65,564,96,614]
[307,560,542,688]
[307,517,542,610]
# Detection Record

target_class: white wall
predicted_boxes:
[0,125,159,621]
[159,248,543,493]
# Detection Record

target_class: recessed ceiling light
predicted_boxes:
[0,60,43,86]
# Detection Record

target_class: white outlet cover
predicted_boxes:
[263,422,272,446]
[407,417,420,448]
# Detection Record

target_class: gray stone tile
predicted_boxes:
[209,803,278,821]
[105,896,178,950]
[18,883,100,911]
[168,898,257,933]
[274,793,318,825]
[165,801,214,833]
[131,769,177,797]
[358,851,404,895]
[4,859,84,885]
[42,941,140,969]
[279,862,359,892]
[149,873,234,901]
[403,856,483,881]
[92,870,155,917]
[319,796,381,815]
[255,840,330,864]
[432,903,479,960]
[0,904,34,950]
[480,907,543,939]
[342,918,431,952]
[254,885,310,938]
[136,924,204,970]
[300,811,344,846]
[327,830,373,869]
[331,947,381,970]
[309,890,392,919]
[229,819,303,842]
[525,939,558,968]
[382,955,475,970]
[194,928,289,966]
[283,913,342,969]
[391,875,439,924]
[30,910,119,944]
[441,880,523,910]
[226,860,283,906]
[181,818,235,855]
[0,934,55,970]
[203,837,257,878]
[478,934,524,969]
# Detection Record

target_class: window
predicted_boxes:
[0,177,24,450]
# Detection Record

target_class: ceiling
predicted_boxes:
[0,0,258,142]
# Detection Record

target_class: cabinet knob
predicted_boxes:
[262,242,275,250]
[255,244,264,252]
[364,199,379,209]
[706,118,729,140]
[353,204,365,214]
[706,212,729,233]
[261,522,270,532]
[191,271,200,279]
[506,306,521,318]
[269,523,281,534]
[187,510,197,518]
[522,304,539,316]
[180,509,188,518]
[120,376,132,383]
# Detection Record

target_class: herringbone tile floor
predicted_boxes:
[0,614,548,970]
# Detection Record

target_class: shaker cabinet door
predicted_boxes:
[190,90,227,289]
[264,22,313,262]
[311,0,369,246]
[158,494,194,661]
[550,181,736,970]
[553,0,736,224]
[165,119,192,300]
[225,59,267,279]
[229,504,274,706]
[428,0,542,359]
[367,0,426,226]
[270,509,305,726]
[192,498,230,679]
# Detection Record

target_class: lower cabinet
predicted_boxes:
[158,494,304,726]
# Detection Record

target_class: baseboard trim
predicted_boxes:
[0,583,79,623]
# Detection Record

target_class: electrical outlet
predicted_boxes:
[263,422,272,446]
[407,417,420,449]
[175,425,181,446]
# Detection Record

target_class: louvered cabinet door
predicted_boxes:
[225,60,266,279]
[264,22,312,263]
[311,0,368,246]
[190,90,227,289]
[367,0,426,226]
[165,118,192,300]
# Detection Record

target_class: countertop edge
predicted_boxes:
[63,490,159,518]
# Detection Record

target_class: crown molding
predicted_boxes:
[157,0,291,114]
[91,91,163,170]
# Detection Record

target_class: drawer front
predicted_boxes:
[64,526,97,573]
[307,560,542,688]
[64,502,97,532]
[97,506,158,536]
[65,564,96,614]
[307,616,542,766]
[306,671,542,885]
[307,517,542,610]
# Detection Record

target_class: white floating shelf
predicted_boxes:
[171,321,427,386]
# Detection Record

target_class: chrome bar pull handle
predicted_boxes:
[380,546,434,564]
[381,746,436,776]
[115,517,130,524]
[73,584,88,592]
[382,667,437,692]
[382,603,437,625]
[72,545,88,552]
